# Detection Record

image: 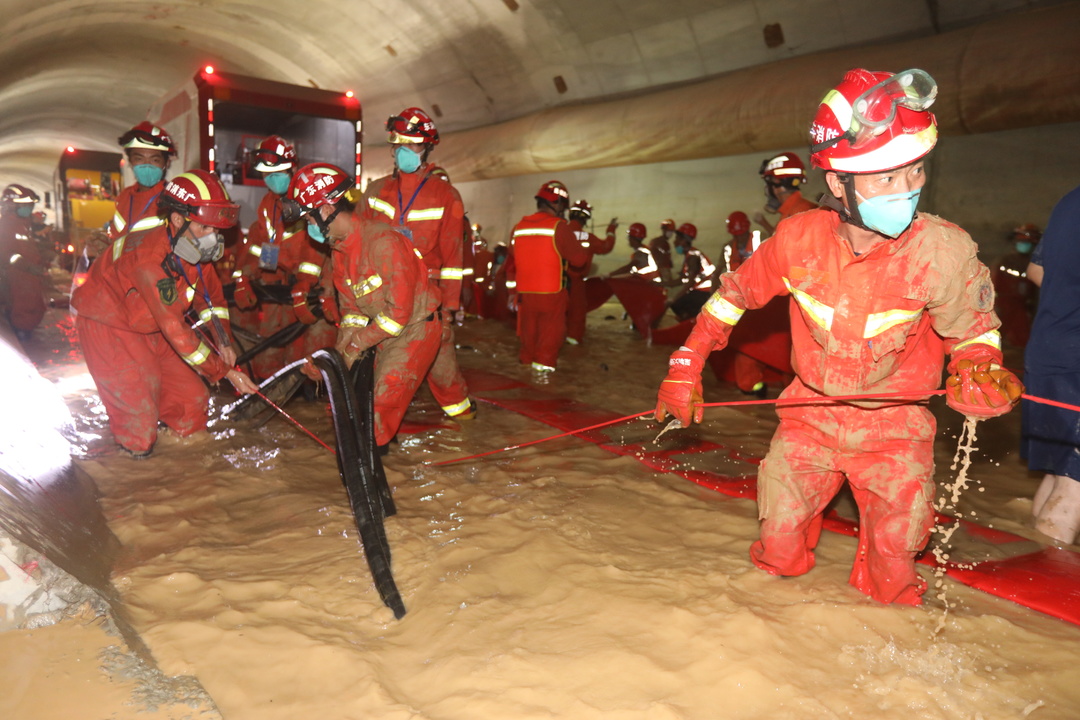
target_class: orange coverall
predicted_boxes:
[72,225,234,453]
[682,209,1003,605]
[233,190,334,379]
[0,213,46,337]
[363,169,472,418]
[505,211,591,369]
[108,182,167,240]
[332,216,441,446]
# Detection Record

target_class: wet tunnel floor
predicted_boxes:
[5,303,1080,720]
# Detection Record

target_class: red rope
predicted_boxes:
[431,389,1080,467]
[251,387,336,455]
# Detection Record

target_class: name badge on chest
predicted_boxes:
[259,243,280,271]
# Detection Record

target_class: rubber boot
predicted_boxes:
[1034,474,1080,545]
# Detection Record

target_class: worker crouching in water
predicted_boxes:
[72,170,259,458]
[565,199,617,345]
[655,68,1023,605]
[288,163,440,454]
[505,181,591,372]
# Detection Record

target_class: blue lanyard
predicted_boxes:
[128,191,158,227]
[396,172,431,225]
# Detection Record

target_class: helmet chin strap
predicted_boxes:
[825,173,872,233]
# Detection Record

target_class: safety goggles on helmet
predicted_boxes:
[386,108,439,145]
[811,69,937,154]
[187,202,240,229]
[118,122,177,156]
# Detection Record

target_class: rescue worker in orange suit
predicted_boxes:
[607,223,659,280]
[718,210,769,397]
[668,223,717,321]
[722,211,754,273]
[109,122,177,241]
[753,152,818,236]
[362,108,476,420]
[231,136,336,379]
[468,224,494,318]
[289,163,440,453]
[648,219,676,285]
[992,223,1041,348]
[72,170,258,458]
[655,68,1023,606]
[0,185,47,341]
[565,199,617,345]
[505,180,591,372]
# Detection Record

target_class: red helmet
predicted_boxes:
[1,184,39,205]
[159,170,239,229]
[1011,223,1042,243]
[386,107,439,145]
[253,135,296,172]
[676,222,697,240]
[809,68,938,173]
[118,121,177,156]
[536,180,569,205]
[569,199,592,218]
[628,222,647,240]
[726,211,750,236]
[759,153,806,187]
[429,165,450,182]
[287,163,354,213]
[660,218,675,232]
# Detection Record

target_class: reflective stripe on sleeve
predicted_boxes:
[783,277,833,331]
[440,267,466,280]
[112,212,126,234]
[297,262,322,277]
[111,235,127,261]
[368,197,396,220]
[374,313,404,336]
[341,314,370,328]
[954,330,1002,353]
[505,280,517,289]
[347,274,383,297]
[248,244,262,258]
[198,307,230,323]
[182,342,212,367]
[702,294,745,326]
[129,216,165,233]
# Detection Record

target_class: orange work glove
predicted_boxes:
[319,294,340,325]
[291,289,319,325]
[945,358,1024,418]
[655,347,706,426]
[233,275,258,309]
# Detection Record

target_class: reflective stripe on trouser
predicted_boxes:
[249,302,295,380]
[516,291,568,369]
[426,322,472,416]
[373,316,442,446]
[748,378,936,606]
[565,273,588,344]
[76,315,211,453]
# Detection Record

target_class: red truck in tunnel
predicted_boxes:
[146,66,362,261]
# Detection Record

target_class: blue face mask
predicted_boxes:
[306,218,327,244]
[133,163,165,188]
[1016,241,1034,255]
[264,172,291,195]
[15,205,33,218]
[394,145,422,174]
[675,245,686,255]
[856,189,921,239]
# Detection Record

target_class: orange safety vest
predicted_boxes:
[511,212,565,294]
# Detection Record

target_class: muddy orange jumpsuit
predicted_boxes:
[565,219,616,345]
[470,244,495,318]
[108,182,167,240]
[363,169,472,418]
[682,209,1003,605]
[776,191,818,220]
[505,211,591,369]
[233,191,333,379]
[332,217,441,446]
[648,235,673,283]
[71,226,234,454]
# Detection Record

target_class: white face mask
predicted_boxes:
[174,228,224,263]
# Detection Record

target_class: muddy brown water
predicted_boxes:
[3,302,1079,719]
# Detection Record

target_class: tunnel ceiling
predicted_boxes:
[0,0,1068,191]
